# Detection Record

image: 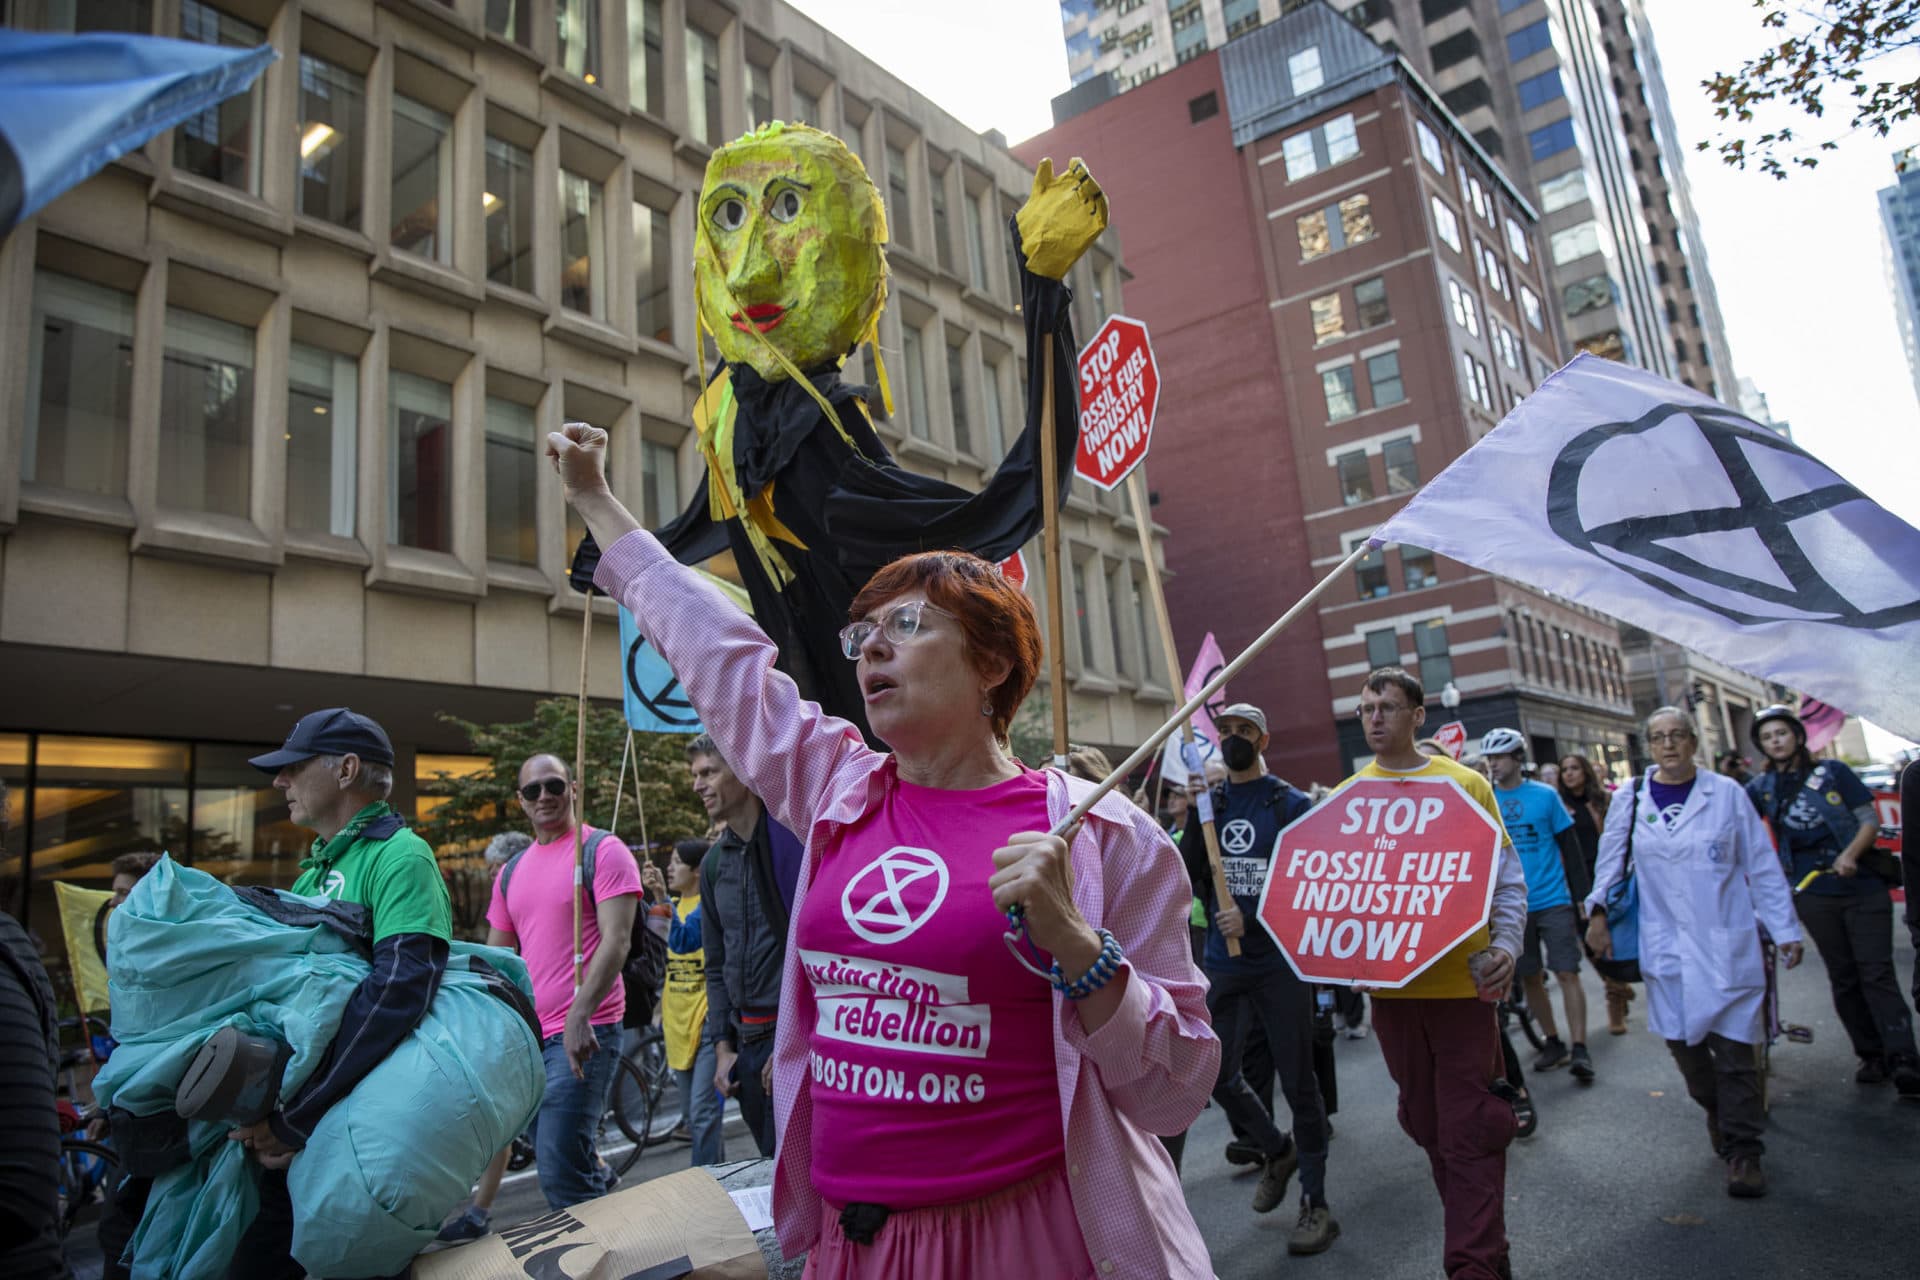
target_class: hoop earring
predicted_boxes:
[981,698,993,717]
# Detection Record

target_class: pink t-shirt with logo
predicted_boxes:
[486,826,642,1039]
[797,768,1064,1210]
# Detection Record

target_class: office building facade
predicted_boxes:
[1880,144,1920,408]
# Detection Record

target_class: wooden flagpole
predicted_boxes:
[1038,345,1070,767]
[572,599,591,993]
[1126,468,1239,955]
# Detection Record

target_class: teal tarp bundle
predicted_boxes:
[94,859,544,1279]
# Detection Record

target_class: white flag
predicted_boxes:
[1373,354,1920,742]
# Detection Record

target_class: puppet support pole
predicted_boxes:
[573,599,591,993]
[1052,539,1378,837]
[610,727,632,838]
[1126,468,1239,956]
[628,730,651,864]
[1038,346,1070,768]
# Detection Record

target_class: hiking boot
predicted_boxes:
[1889,1056,1920,1099]
[1725,1154,1767,1198]
[1224,1138,1265,1167]
[436,1204,491,1243]
[1532,1036,1570,1071]
[1287,1201,1341,1255]
[1856,1056,1890,1085]
[1605,983,1630,1035]
[1569,1043,1595,1083]
[1252,1143,1299,1214]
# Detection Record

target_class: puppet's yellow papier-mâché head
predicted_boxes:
[694,122,889,382]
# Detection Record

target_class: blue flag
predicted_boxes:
[618,607,704,734]
[0,30,276,234]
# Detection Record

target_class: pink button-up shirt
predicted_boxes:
[596,530,1219,1279]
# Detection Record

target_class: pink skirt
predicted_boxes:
[802,1166,1096,1280]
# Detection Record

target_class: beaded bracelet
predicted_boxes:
[1050,928,1124,999]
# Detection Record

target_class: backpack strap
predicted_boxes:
[496,827,611,925]
[1623,776,1641,878]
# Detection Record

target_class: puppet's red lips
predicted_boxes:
[730,303,786,333]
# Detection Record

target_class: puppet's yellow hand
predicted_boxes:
[1014,157,1109,280]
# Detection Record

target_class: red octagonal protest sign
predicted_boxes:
[1255,776,1502,988]
[1075,315,1160,491]
[997,551,1028,592]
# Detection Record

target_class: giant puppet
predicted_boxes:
[611,122,1107,741]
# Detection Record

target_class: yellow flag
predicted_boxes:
[54,881,114,1016]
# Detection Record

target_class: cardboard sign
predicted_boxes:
[1074,315,1160,490]
[1256,776,1502,987]
[1874,789,1901,854]
[1431,720,1468,761]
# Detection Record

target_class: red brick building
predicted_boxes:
[1025,4,1640,780]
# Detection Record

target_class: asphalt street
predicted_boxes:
[68,927,1916,1278]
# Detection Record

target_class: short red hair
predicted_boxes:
[850,551,1041,742]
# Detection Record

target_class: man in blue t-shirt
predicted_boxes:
[1179,703,1338,1254]
[1482,729,1594,1082]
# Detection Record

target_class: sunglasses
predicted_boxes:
[837,600,959,660]
[519,778,569,802]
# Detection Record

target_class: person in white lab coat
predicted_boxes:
[1584,706,1802,1200]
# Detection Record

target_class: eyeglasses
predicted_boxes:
[1647,731,1693,745]
[519,778,568,802]
[1356,703,1411,721]
[837,600,959,659]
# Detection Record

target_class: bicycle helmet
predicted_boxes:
[1749,704,1804,751]
[1479,727,1527,759]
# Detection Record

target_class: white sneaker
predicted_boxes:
[1344,1023,1367,1040]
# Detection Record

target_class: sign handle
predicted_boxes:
[1051,539,1378,837]
[573,599,591,994]
[1126,469,1239,955]
[629,729,651,865]
[1038,343,1070,768]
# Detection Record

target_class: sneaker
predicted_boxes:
[1287,1201,1341,1255]
[435,1204,491,1244]
[1224,1138,1264,1167]
[1725,1154,1767,1199]
[1532,1036,1570,1072]
[1856,1056,1891,1085]
[1512,1090,1538,1139]
[1252,1143,1299,1214]
[1890,1056,1920,1099]
[669,1123,693,1144]
[1568,1043,1595,1083]
[1344,1022,1368,1040]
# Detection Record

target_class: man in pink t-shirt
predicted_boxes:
[486,753,640,1210]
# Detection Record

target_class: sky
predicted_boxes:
[785,0,1918,758]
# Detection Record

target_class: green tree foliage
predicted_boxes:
[1702,1,1920,178]
[418,698,709,937]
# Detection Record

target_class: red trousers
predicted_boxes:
[1371,997,1516,1280]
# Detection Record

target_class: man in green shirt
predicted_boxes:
[225,707,451,1280]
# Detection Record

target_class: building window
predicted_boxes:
[1338,450,1373,505]
[901,322,929,440]
[50,1,153,32]
[1496,323,1521,369]
[1465,175,1491,223]
[1073,554,1096,669]
[627,0,663,116]
[389,370,453,552]
[1189,91,1220,124]
[965,190,989,290]
[1431,196,1461,252]
[1310,292,1345,345]
[685,24,721,147]
[1564,272,1612,317]
[980,356,1007,458]
[392,95,452,262]
[947,336,971,454]
[793,86,821,127]
[641,437,680,523]
[559,169,606,319]
[484,397,538,564]
[487,0,533,44]
[1462,354,1493,410]
[1297,193,1375,260]
[298,55,364,230]
[1383,435,1419,493]
[1365,628,1399,670]
[159,307,253,518]
[633,196,672,343]
[886,144,914,248]
[1529,117,1577,161]
[1520,285,1544,330]
[175,2,262,194]
[1446,278,1479,336]
[556,0,601,85]
[1415,119,1446,173]
[1413,617,1452,689]
[1517,67,1564,112]
[1354,543,1389,598]
[1538,167,1588,213]
[1353,276,1390,328]
[1288,46,1324,94]
[24,271,134,498]
[1107,563,1133,679]
[929,169,956,274]
[1366,350,1405,406]
[1550,220,1602,266]
[1322,365,1358,421]
[287,342,357,538]
[485,137,535,292]
[746,61,773,127]
[1506,18,1552,61]
[1281,112,1359,180]
[1505,215,1531,262]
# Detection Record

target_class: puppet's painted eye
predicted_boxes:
[768,188,803,223]
[712,198,748,231]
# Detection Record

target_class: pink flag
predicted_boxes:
[1160,632,1228,786]
[1798,697,1846,754]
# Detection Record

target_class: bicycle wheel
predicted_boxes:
[608,1054,656,1175]
[56,1139,120,1237]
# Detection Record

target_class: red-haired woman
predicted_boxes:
[548,424,1217,1279]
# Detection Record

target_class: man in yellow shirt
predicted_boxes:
[1343,668,1527,1280]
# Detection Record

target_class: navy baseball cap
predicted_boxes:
[248,708,395,772]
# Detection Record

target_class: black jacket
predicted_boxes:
[699,810,788,1046]
[0,912,65,1279]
